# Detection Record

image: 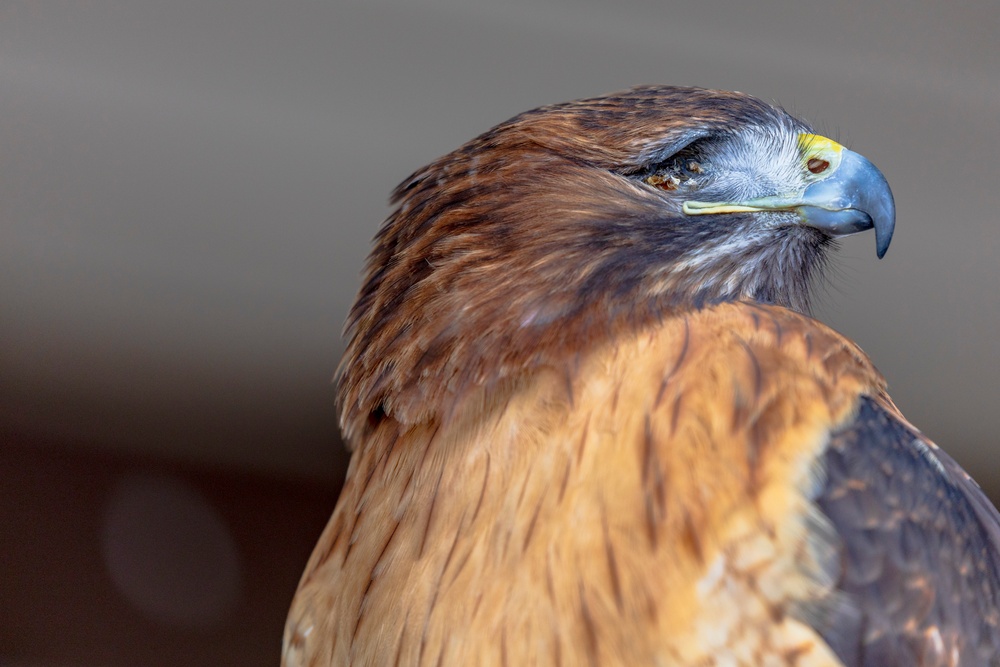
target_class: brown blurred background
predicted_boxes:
[2,1,998,664]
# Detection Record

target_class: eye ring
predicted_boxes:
[807,158,830,175]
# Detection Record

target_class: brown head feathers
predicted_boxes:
[337,86,829,441]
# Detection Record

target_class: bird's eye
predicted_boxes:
[807,158,830,174]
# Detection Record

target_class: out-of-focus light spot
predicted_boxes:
[101,473,242,629]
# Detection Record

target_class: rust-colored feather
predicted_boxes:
[287,304,883,666]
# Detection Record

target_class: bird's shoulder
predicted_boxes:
[812,395,1000,666]
[508,300,1000,666]
[286,302,1000,666]
[517,300,883,665]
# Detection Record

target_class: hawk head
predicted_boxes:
[338,86,895,439]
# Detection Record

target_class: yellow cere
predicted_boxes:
[797,133,844,181]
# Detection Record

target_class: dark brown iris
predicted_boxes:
[807,158,830,174]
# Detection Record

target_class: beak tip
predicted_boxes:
[874,198,895,260]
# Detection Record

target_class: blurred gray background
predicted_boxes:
[1,1,998,665]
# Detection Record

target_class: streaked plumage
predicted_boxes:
[284,86,1000,666]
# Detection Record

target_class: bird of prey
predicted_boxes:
[284,86,1000,666]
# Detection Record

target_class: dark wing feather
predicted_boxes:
[811,396,1000,666]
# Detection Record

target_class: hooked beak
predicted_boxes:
[682,134,896,258]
